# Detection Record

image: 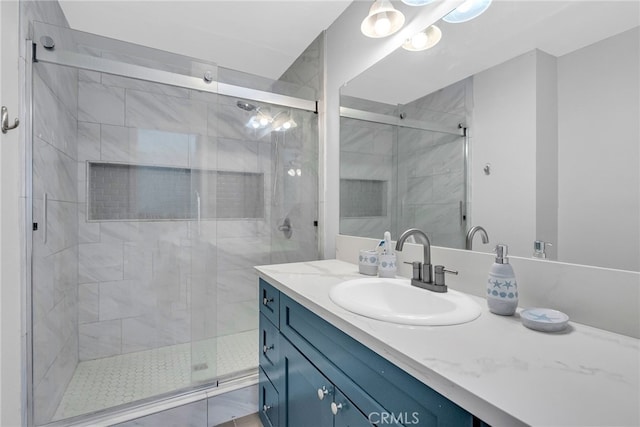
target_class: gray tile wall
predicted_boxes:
[269,33,322,265]
[112,384,258,427]
[75,75,270,362]
[76,58,318,362]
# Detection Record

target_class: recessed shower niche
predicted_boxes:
[88,162,265,221]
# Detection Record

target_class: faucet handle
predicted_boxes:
[434,265,458,287]
[533,240,553,259]
[404,261,422,281]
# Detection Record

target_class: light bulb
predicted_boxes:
[283,121,291,130]
[457,0,473,13]
[252,121,260,129]
[402,25,441,52]
[411,31,429,50]
[296,169,302,176]
[287,169,296,177]
[443,0,492,23]
[259,116,269,126]
[374,13,392,36]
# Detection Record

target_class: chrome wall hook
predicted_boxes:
[1,106,19,134]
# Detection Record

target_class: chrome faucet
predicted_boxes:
[396,228,455,292]
[465,226,489,250]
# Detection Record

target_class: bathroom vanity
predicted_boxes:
[256,259,639,426]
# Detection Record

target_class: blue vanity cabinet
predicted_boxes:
[258,278,479,427]
[279,335,372,426]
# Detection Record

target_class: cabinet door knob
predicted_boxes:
[331,402,343,415]
[263,297,274,306]
[263,404,271,413]
[263,344,274,354]
[317,386,329,400]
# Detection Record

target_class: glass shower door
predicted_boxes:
[29,21,319,425]
[189,93,319,385]
[396,127,467,248]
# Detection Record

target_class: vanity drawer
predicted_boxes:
[259,278,280,327]
[259,367,280,427]
[259,313,280,383]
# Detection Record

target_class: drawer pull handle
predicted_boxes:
[317,386,329,400]
[263,297,274,306]
[263,344,274,354]
[331,402,343,415]
[263,404,271,413]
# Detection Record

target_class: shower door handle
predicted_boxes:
[43,193,48,244]
[459,200,466,226]
[195,191,201,236]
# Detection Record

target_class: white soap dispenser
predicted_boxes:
[486,244,518,315]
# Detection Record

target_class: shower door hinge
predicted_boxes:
[33,223,38,231]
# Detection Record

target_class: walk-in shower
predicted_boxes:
[27,21,318,426]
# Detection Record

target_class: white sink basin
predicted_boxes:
[329,278,481,326]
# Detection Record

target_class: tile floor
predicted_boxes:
[53,330,258,421]
[215,413,263,427]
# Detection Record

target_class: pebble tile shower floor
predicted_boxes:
[53,330,258,421]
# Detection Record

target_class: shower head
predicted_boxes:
[237,101,257,112]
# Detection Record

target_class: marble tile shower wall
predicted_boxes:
[76,71,276,361]
[397,79,469,248]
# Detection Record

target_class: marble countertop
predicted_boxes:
[255,259,640,427]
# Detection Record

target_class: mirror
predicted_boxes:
[339,0,639,272]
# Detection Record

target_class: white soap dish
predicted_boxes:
[521,308,569,332]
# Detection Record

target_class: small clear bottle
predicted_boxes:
[486,244,518,315]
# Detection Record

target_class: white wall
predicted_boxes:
[557,27,639,271]
[469,27,639,271]
[1,0,23,425]
[471,51,540,258]
[535,51,559,260]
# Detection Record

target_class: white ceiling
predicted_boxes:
[342,0,640,105]
[57,1,640,105]
[58,0,353,80]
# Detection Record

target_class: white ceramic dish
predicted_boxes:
[521,308,569,332]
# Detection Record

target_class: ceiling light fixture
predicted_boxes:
[361,0,405,38]
[443,0,492,23]
[402,25,442,51]
[401,0,436,5]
